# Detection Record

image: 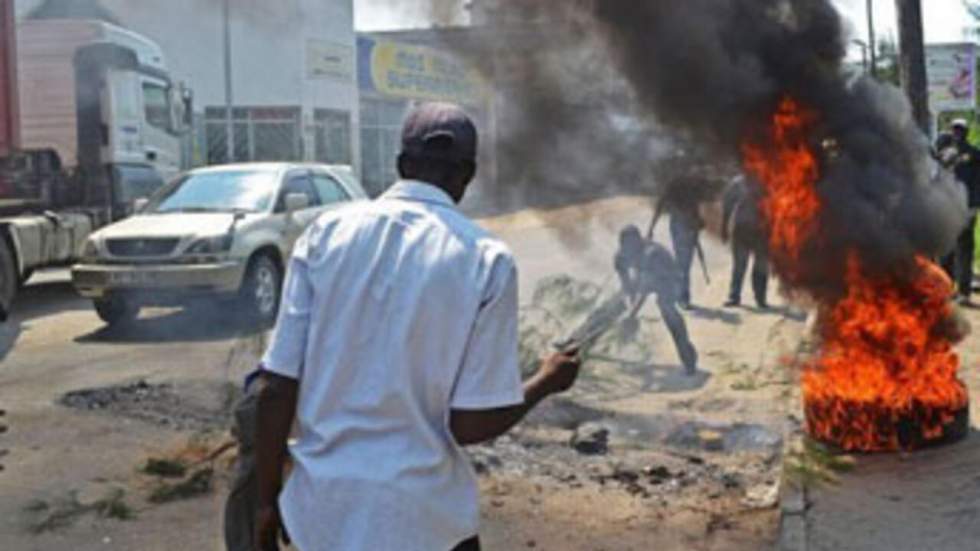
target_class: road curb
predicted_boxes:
[778,479,808,551]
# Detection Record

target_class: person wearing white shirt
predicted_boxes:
[254,102,581,551]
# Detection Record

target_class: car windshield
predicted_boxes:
[147,169,279,213]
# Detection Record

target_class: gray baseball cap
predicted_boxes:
[400,102,478,163]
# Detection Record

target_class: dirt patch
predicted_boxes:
[58,379,238,432]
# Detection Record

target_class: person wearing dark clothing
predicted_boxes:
[939,119,980,303]
[615,225,698,373]
[668,205,702,309]
[651,181,706,309]
[722,175,769,309]
[223,374,260,551]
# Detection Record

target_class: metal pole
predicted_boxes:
[223,0,234,163]
[895,0,931,134]
[867,0,878,77]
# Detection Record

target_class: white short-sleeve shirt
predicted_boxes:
[261,180,524,551]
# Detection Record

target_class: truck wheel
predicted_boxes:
[94,296,139,326]
[239,255,281,327]
[0,241,15,319]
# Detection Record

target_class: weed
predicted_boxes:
[148,467,213,504]
[27,488,135,533]
[783,437,855,489]
[142,457,187,478]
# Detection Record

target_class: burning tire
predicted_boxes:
[239,254,281,327]
[93,296,139,326]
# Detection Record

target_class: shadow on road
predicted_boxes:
[74,305,261,344]
[2,280,87,361]
[8,280,87,321]
[686,305,741,325]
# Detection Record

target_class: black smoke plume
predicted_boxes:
[582,0,966,296]
[392,1,966,296]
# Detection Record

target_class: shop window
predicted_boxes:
[313,109,352,165]
[204,107,301,164]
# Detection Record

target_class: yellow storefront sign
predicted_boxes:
[368,40,489,105]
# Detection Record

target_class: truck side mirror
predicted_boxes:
[181,84,194,126]
[132,197,149,213]
[284,193,310,212]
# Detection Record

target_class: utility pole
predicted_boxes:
[867,0,877,77]
[222,0,235,162]
[895,0,930,134]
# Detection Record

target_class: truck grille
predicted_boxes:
[106,238,179,257]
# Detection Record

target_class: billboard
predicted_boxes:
[926,43,976,113]
[357,36,489,106]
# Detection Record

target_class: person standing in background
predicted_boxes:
[722,175,769,309]
[940,119,980,305]
[649,176,707,310]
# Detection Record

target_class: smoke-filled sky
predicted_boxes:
[355,0,976,45]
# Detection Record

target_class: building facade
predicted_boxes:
[15,0,359,170]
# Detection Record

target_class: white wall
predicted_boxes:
[14,0,360,167]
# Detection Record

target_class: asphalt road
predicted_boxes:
[0,195,744,549]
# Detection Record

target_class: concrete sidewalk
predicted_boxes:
[799,431,980,551]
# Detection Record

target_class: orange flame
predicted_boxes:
[742,97,821,282]
[741,97,967,452]
[804,255,967,451]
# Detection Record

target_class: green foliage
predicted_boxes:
[783,438,856,489]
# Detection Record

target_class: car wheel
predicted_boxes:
[94,296,139,326]
[240,255,281,327]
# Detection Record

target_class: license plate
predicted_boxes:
[109,271,155,285]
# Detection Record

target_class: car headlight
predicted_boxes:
[185,234,233,255]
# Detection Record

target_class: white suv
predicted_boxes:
[72,163,366,326]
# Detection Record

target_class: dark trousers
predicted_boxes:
[656,294,698,372]
[452,536,481,551]
[224,390,259,551]
[943,214,976,298]
[670,216,698,306]
[729,241,769,306]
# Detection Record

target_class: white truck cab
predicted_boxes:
[16,18,190,219]
[0,18,192,314]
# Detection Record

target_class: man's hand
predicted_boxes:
[532,349,581,396]
[449,349,582,446]
[255,504,290,551]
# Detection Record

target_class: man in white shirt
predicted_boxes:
[254,102,581,551]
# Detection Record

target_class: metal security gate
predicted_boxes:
[204,106,302,164]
